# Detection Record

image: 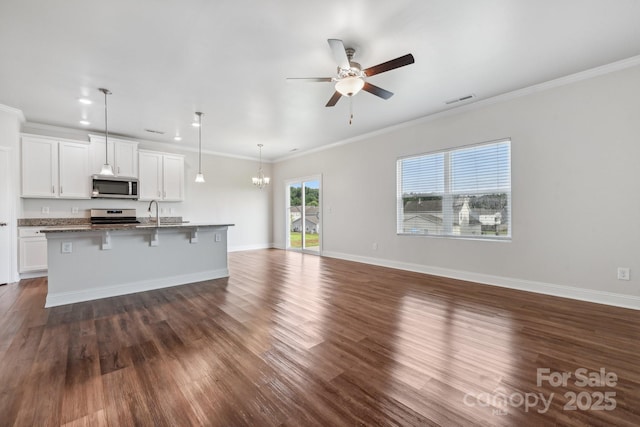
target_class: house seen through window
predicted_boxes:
[397,139,511,239]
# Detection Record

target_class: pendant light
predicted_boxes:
[252,144,270,189]
[194,112,205,183]
[98,88,114,176]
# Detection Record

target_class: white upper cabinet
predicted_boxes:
[138,150,184,201]
[89,135,138,177]
[162,154,184,201]
[21,135,90,199]
[21,137,57,197]
[58,142,91,198]
[138,151,162,200]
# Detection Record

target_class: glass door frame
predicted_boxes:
[285,174,322,255]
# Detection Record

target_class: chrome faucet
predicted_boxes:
[147,199,160,225]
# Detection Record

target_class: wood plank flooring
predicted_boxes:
[1,249,639,426]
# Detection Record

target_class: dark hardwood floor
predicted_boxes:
[0,249,639,426]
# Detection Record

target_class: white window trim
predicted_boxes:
[397,138,512,241]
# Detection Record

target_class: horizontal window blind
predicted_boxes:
[397,139,511,239]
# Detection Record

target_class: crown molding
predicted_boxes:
[274,54,640,163]
[0,104,26,122]
[23,122,267,163]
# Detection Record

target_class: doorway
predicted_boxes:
[286,176,321,254]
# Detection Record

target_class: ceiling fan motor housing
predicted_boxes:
[336,62,365,79]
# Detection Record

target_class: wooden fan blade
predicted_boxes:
[363,53,415,77]
[325,91,342,107]
[362,82,394,100]
[328,39,350,69]
[286,77,333,82]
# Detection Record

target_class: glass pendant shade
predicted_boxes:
[335,76,365,97]
[100,163,114,176]
[195,173,205,183]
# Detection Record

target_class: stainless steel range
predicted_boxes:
[90,209,140,225]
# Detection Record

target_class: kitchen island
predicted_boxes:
[42,223,233,307]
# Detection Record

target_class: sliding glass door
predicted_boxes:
[286,176,321,254]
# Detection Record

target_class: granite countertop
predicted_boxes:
[19,217,233,233]
[41,222,234,233]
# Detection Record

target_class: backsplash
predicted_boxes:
[18,217,183,227]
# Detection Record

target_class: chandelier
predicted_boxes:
[252,144,270,190]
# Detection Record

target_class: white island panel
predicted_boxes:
[44,225,230,307]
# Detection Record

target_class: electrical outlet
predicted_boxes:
[372,242,378,250]
[61,242,72,253]
[41,206,49,214]
[214,233,221,242]
[71,207,79,214]
[617,267,630,281]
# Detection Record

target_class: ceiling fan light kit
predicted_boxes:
[335,76,365,97]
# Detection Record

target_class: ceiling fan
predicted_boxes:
[288,39,415,107]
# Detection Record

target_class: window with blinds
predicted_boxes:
[397,139,511,239]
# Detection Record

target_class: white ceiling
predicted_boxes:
[1,0,640,161]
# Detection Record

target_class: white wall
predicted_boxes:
[18,124,272,252]
[272,64,640,309]
[180,150,272,252]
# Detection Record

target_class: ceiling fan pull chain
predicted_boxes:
[349,97,354,125]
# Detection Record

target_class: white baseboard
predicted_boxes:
[19,270,47,280]
[228,243,274,252]
[45,268,229,308]
[322,251,640,311]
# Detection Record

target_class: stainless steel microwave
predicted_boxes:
[91,175,139,199]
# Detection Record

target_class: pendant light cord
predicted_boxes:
[104,91,108,159]
[98,88,112,170]
[198,113,203,174]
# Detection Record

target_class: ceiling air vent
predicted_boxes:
[445,94,476,105]
[144,128,165,135]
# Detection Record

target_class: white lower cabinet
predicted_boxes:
[19,228,47,273]
[138,150,184,201]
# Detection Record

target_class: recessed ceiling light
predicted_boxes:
[78,98,92,105]
[79,120,90,125]
[174,136,182,141]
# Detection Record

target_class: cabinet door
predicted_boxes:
[19,237,48,272]
[114,141,138,177]
[138,151,163,201]
[162,155,184,201]
[22,137,58,197]
[59,142,91,198]
[90,140,115,175]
